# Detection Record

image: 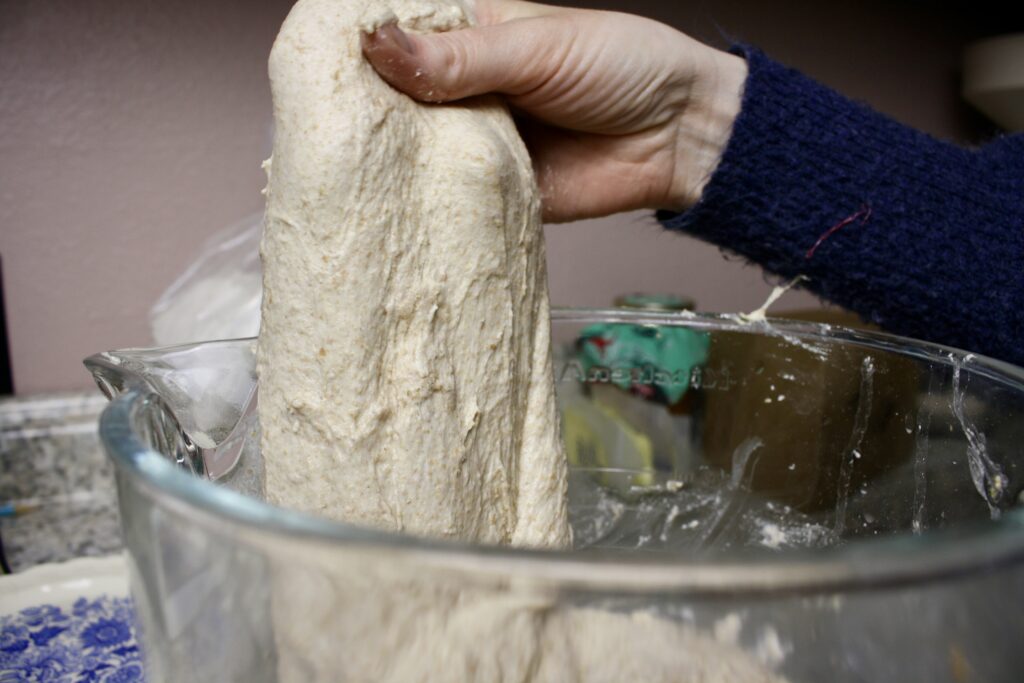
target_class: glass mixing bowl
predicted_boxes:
[85,309,1024,682]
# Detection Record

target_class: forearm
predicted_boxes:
[659,46,1024,367]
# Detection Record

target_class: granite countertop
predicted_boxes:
[0,392,122,572]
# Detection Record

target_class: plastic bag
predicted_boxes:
[150,213,263,345]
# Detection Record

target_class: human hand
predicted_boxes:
[362,0,747,222]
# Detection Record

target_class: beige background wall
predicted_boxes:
[0,0,1005,393]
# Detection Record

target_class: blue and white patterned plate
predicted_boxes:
[0,555,143,682]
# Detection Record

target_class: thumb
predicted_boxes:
[361,17,567,103]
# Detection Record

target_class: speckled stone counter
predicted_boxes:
[0,392,122,572]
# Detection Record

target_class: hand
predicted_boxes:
[362,0,747,222]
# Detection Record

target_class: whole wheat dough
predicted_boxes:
[259,0,569,548]
[258,1,787,680]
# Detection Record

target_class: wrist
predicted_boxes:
[665,47,747,210]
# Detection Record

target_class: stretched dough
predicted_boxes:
[258,0,569,548]
[258,1,787,681]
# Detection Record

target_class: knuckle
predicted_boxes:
[434,33,474,96]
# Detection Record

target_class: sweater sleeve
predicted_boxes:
[657,46,1024,368]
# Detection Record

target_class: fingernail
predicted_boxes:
[373,22,414,54]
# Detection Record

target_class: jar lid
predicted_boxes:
[613,293,695,312]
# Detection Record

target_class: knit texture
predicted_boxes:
[658,46,1024,367]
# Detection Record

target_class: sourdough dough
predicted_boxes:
[258,1,787,680]
[270,558,790,683]
[259,0,569,548]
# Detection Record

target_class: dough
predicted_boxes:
[268,558,789,683]
[258,1,788,680]
[258,0,569,548]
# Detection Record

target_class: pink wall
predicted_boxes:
[0,0,992,393]
[1,0,291,393]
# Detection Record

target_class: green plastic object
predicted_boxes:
[575,322,710,405]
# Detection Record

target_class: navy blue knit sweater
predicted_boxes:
[657,47,1024,368]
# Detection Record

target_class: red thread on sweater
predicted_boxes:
[805,204,872,259]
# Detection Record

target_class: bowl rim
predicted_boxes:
[93,308,1024,596]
